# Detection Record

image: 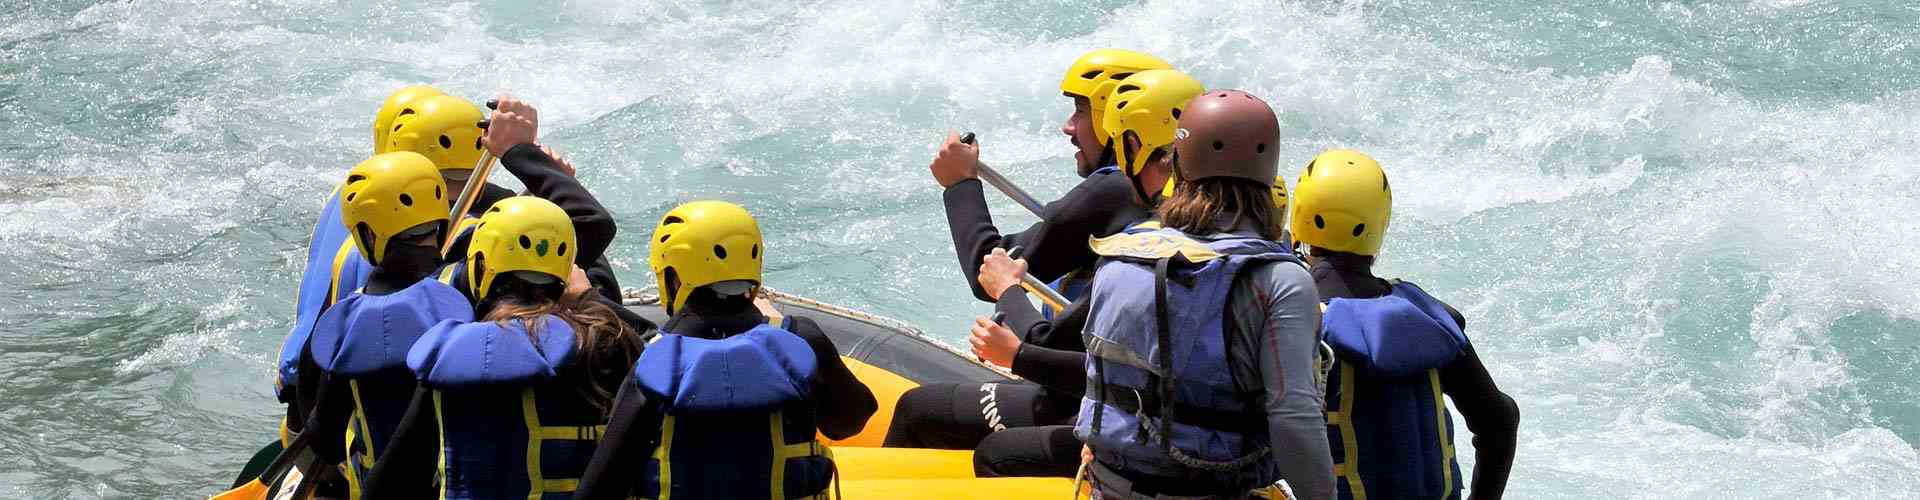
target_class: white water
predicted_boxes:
[2,1,1917,497]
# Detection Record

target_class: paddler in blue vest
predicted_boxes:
[887,48,1169,467]
[279,93,629,425]
[276,88,491,433]
[570,201,877,500]
[1290,150,1519,500]
[290,151,475,500]
[356,196,647,500]
[1076,83,1335,499]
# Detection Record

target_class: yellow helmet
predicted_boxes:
[371,85,444,154]
[467,196,577,301]
[1291,149,1392,255]
[1102,69,1206,177]
[1272,173,1290,214]
[648,201,764,316]
[340,152,450,267]
[1059,49,1173,144]
[385,95,486,172]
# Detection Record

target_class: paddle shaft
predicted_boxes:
[959,133,1048,216]
[958,133,1073,312]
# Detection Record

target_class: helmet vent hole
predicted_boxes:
[393,124,404,131]
[399,193,413,206]
[1313,215,1325,229]
[439,135,452,149]
[487,206,502,214]
[1111,72,1132,81]
[662,216,684,226]
[1352,224,1366,237]
[558,243,567,257]
[434,186,442,199]
[475,137,483,150]
[1383,177,1390,191]
[1211,140,1224,151]
[346,174,366,184]
[751,244,760,259]
[1305,161,1315,175]
[1117,84,1140,94]
[1256,143,1266,154]
[658,234,669,243]
[713,245,728,259]
[345,193,357,202]
[1170,108,1181,119]
[399,108,415,116]
[1081,70,1104,80]
[1116,100,1129,110]
[519,235,532,249]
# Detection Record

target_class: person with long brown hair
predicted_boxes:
[571,200,876,500]
[356,196,648,500]
[1074,86,1334,499]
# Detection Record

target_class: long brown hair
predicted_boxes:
[484,291,644,415]
[1156,177,1284,241]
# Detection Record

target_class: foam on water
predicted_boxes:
[2,1,1917,497]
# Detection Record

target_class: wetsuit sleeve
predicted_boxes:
[1236,263,1335,500]
[574,373,662,500]
[361,385,441,500]
[1440,344,1518,500]
[943,175,1124,302]
[997,287,1089,396]
[788,316,878,440]
[498,143,617,268]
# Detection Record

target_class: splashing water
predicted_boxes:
[2,1,1916,497]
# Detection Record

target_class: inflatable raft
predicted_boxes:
[223,289,1078,498]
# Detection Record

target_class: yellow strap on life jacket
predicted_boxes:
[327,239,357,306]
[655,416,676,500]
[433,391,450,500]
[520,388,604,498]
[767,411,834,500]
[1328,363,1367,500]
[341,380,380,500]
[1429,369,1456,498]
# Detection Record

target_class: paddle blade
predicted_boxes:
[209,479,269,500]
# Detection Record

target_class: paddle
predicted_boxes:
[209,425,320,500]
[441,99,503,257]
[956,133,1072,313]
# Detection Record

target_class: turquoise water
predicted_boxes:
[3,0,1918,497]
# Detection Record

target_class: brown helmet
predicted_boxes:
[1172,90,1280,187]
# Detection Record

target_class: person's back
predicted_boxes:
[297,152,473,498]
[1076,84,1335,499]
[572,201,875,500]
[1291,150,1519,500]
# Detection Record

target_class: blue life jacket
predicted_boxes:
[1043,271,1094,321]
[1322,281,1468,500]
[1075,224,1302,491]
[632,323,834,500]
[409,316,604,500]
[307,279,471,498]
[278,191,373,400]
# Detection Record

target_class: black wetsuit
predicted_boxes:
[943,169,1148,302]
[885,169,1144,475]
[1312,252,1519,500]
[569,305,879,500]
